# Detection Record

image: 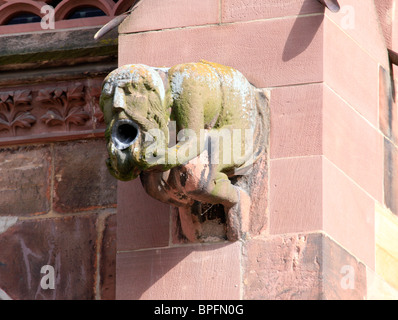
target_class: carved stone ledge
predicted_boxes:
[0,26,117,69]
[0,24,117,146]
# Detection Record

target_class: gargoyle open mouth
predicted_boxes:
[111,119,139,150]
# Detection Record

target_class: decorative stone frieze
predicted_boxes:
[0,90,35,136]
[38,84,89,130]
[0,79,105,144]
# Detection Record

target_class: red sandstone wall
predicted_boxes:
[0,139,117,300]
[0,1,125,299]
[1,0,397,300]
[116,0,398,299]
[0,0,139,300]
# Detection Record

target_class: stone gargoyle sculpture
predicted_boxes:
[100,60,269,242]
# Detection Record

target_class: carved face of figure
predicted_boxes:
[100,65,168,181]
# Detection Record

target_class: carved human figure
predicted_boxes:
[100,60,269,242]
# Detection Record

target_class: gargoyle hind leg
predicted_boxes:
[182,164,250,241]
[140,171,191,208]
[207,171,250,241]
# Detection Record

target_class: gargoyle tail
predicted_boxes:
[233,87,269,176]
[252,87,270,164]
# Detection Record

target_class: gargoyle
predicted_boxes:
[100,60,269,242]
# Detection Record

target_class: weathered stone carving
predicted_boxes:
[0,90,35,136]
[100,60,269,242]
[0,80,106,143]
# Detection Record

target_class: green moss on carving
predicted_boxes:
[100,60,267,182]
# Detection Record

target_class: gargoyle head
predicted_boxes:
[100,64,170,181]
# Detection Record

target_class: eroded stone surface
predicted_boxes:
[53,139,117,213]
[0,145,51,216]
[100,213,116,300]
[0,214,97,300]
[243,233,367,300]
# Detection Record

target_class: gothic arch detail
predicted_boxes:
[0,1,43,25]
[0,0,135,27]
[54,0,113,20]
